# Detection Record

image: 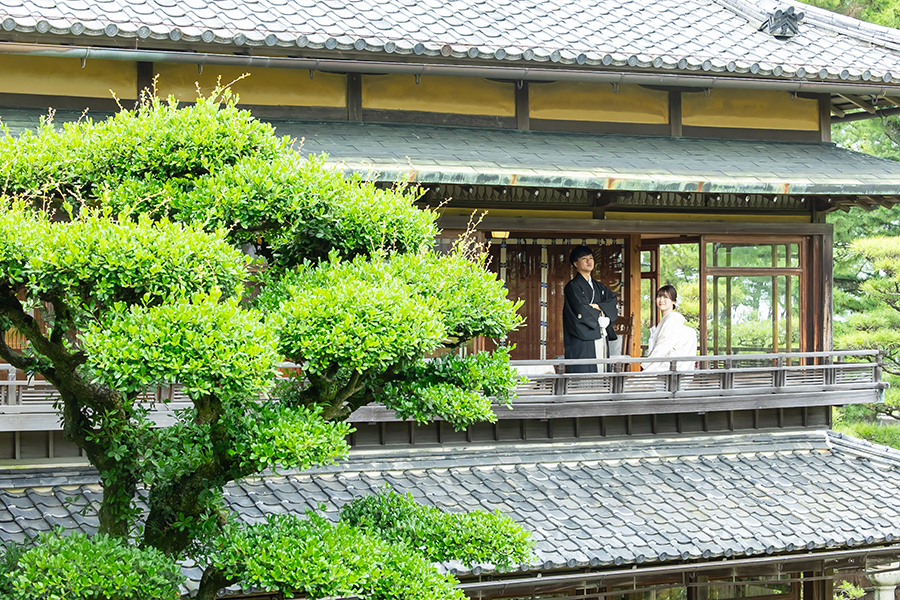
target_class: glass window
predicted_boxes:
[707,274,801,354]
[707,242,800,269]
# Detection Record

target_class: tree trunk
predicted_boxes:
[195,566,234,600]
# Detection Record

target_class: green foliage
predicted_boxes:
[834,420,900,450]
[273,255,447,377]
[0,204,245,324]
[269,248,523,372]
[83,294,277,401]
[378,348,524,430]
[0,540,33,598]
[341,489,533,570]
[211,512,463,600]
[108,155,438,267]
[800,0,900,28]
[0,90,285,208]
[387,249,524,342]
[234,404,351,473]
[834,580,867,600]
[4,532,183,600]
[0,88,528,600]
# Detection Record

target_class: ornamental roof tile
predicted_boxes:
[1,0,900,83]
[1,430,900,593]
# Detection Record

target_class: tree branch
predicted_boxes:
[0,328,39,373]
[195,565,237,600]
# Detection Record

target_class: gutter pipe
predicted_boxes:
[0,41,897,97]
[457,545,900,594]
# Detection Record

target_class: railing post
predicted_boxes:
[612,362,624,394]
[775,356,785,388]
[876,351,884,385]
[2,366,13,406]
[554,373,567,397]
[723,358,734,390]
[825,355,835,386]
[668,361,679,393]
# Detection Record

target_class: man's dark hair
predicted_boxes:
[569,245,594,266]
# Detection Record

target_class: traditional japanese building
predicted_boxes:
[3,0,900,598]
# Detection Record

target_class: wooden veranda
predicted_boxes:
[0,350,884,432]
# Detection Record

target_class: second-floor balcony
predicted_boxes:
[0,350,885,431]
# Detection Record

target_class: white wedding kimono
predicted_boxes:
[643,311,697,372]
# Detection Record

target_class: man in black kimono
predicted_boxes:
[562,245,619,373]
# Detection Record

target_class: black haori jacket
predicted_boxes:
[563,276,619,351]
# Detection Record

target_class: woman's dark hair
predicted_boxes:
[657,284,677,303]
[569,245,594,266]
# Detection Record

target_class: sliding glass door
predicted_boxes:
[702,238,806,355]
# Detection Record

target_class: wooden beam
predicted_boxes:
[830,103,846,118]
[437,215,833,236]
[838,93,876,114]
[883,95,900,108]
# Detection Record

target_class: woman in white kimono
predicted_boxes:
[642,285,697,372]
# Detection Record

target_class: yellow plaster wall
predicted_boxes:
[154,64,346,107]
[529,82,669,124]
[362,74,515,116]
[682,88,819,131]
[0,55,137,99]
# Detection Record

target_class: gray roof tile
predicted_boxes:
[0,0,898,84]
[159,120,900,197]
[3,430,900,585]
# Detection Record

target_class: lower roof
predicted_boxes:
[2,430,900,588]
[287,121,900,198]
[5,108,900,200]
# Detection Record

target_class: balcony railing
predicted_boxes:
[351,350,887,421]
[0,350,886,430]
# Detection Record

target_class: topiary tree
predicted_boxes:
[0,89,530,599]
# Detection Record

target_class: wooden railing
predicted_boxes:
[502,350,886,418]
[0,351,887,429]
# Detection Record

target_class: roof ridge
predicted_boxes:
[292,430,833,475]
[826,430,900,465]
[719,0,900,52]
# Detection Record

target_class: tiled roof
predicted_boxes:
[0,107,114,137]
[2,430,900,589]
[1,0,900,84]
[287,121,900,196]
[5,112,900,196]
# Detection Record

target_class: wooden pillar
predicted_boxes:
[137,62,154,99]
[516,81,530,131]
[626,234,641,366]
[822,231,834,352]
[803,571,827,600]
[669,91,683,138]
[699,236,708,355]
[819,94,832,143]
[347,73,362,122]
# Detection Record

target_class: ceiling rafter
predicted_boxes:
[838,93,877,114]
